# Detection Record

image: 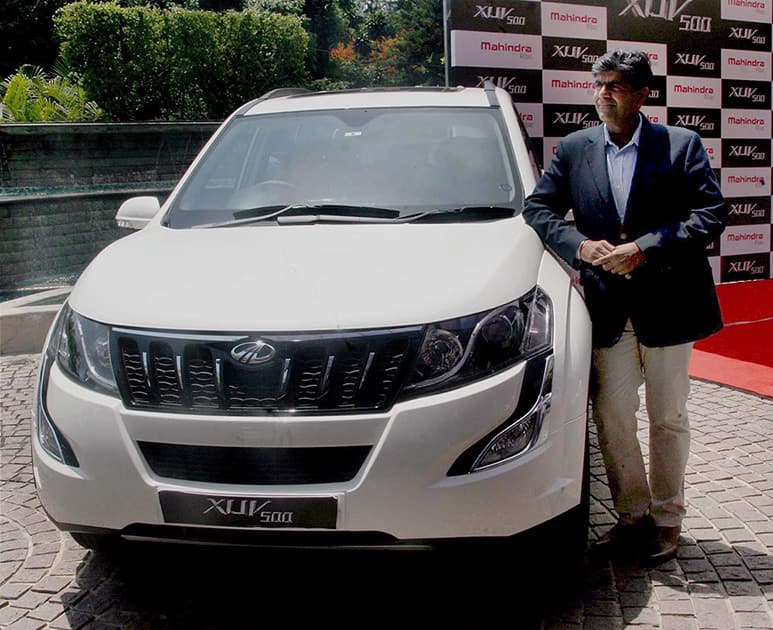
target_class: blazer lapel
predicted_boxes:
[625,117,660,227]
[583,128,619,225]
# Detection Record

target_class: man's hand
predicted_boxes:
[593,242,645,275]
[579,239,615,264]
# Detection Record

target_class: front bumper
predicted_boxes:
[33,350,587,543]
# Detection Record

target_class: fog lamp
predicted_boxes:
[472,394,550,471]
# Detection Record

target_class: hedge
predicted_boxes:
[54,3,309,120]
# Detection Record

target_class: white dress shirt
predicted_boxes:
[604,115,643,223]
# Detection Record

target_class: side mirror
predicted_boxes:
[116,196,161,230]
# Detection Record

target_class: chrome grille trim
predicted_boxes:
[113,326,423,415]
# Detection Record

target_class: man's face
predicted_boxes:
[592,70,648,131]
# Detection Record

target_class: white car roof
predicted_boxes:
[243,87,494,115]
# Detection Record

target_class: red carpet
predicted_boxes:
[691,279,773,398]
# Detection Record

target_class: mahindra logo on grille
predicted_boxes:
[231,340,276,365]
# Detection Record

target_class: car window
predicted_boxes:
[168,107,523,228]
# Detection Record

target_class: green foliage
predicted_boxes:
[55,2,309,120]
[389,0,444,86]
[303,0,351,80]
[0,64,103,122]
[246,0,303,14]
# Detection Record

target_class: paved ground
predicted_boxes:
[2,353,773,629]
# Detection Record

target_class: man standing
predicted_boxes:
[522,49,726,565]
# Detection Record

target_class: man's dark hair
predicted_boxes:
[592,49,653,91]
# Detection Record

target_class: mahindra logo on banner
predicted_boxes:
[542,37,605,71]
[451,1,540,33]
[722,253,770,282]
[722,109,771,139]
[721,49,772,81]
[543,70,597,104]
[721,0,772,24]
[670,48,721,78]
[727,23,769,48]
[722,226,771,257]
[619,0,695,19]
[722,167,771,197]
[541,2,606,39]
[544,104,599,136]
[473,5,523,23]
[450,31,542,70]
[451,66,542,102]
[723,79,771,109]
[667,77,721,108]
[726,196,772,225]
[641,106,667,126]
[515,103,543,137]
[476,75,527,95]
[723,139,771,167]
[701,138,722,168]
[619,0,713,31]
[668,107,721,137]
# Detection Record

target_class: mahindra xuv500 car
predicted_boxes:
[33,85,592,561]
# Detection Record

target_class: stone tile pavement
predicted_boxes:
[2,353,773,629]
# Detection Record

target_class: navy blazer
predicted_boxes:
[523,117,726,348]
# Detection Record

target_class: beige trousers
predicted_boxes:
[591,322,693,528]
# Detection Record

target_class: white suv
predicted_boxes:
[33,85,592,558]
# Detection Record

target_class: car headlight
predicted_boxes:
[46,303,117,396]
[403,287,552,396]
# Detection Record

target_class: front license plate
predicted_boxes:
[159,491,338,529]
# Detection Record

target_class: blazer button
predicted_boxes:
[620,231,628,240]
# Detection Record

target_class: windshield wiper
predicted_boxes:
[194,204,402,228]
[193,204,515,228]
[398,206,516,223]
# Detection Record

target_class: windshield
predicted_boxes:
[166,107,523,228]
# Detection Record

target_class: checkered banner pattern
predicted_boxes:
[446,0,773,283]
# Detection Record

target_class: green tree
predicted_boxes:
[388,0,444,86]
[303,0,351,79]
[55,2,309,120]
[0,64,103,122]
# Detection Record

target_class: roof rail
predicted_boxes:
[232,88,312,117]
[258,87,312,101]
[482,80,498,107]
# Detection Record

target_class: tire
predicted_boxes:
[542,432,591,573]
[517,432,590,576]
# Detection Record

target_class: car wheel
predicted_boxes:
[514,432,590,577]
[542,432,590,573]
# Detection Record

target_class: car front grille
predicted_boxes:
[138,441,372,484]
[112,326,423,415]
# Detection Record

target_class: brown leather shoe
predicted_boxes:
[645,525,681,566]
[593,514,654,554]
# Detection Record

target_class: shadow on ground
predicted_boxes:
[60,538,602,628]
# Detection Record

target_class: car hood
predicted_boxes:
[70,218,545,331]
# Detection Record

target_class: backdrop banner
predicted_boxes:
[446,0,773,283]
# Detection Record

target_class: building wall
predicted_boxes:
[0,123,218,292]
[448,0,773,283]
